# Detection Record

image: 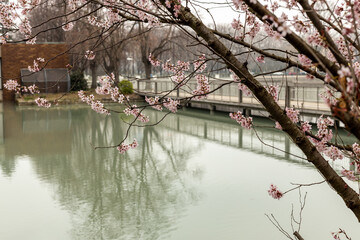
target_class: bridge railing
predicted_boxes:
[134,76,331,112]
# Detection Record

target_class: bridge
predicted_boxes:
[134,75,333,122]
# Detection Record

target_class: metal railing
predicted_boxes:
[134,75,331,113]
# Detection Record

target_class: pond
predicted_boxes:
[0,103,359,240]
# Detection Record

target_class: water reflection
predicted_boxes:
[2,103,204,239]
[0,103,355,239]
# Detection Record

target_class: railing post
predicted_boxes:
[285,84,290,108]
[238,127,243,148]
[137,80,139,92]
[44,69,48,93]
[177,88,179,98]
[317,87,319,110]
[239,89,242,103]
[155,82,158,94]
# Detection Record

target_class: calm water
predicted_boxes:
[0,103,359,240]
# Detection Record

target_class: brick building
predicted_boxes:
[0,43,69,101]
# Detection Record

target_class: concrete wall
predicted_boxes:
[1,43,69,101]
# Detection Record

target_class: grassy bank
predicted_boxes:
[16,90,143,106]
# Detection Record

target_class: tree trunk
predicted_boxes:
[114,64,119,85]
[142,57,152,89]
[144,60,152,79]
[90,61,97,89]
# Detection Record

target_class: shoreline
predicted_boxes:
[15,91,143,106]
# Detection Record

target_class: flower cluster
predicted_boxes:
[28,57,45,72]
[298,54,312,66]
[275,122,282,130]
[117,139,138,154]
[301,121,312,132]
[325,146,344,161]
[163,98,180,113]
[352,143,360,158]
[336,38,354,60]
[90,100,110,115]
[4,80,40,94]
[266,85,279,102]
[256,55,265,63]
[316,116,334,142]
[4,80,20,91]
[148,53,160,67]
[311,116,344,160]
[231,18,243,31]
[229,111,253,129]
[162,59,190,85]
[165,0,182,17]
[193,54,207,73]
[62,22,74,31]
[268,184,283,200]
[337,65,351,78]
[192,75,210,99]
[94,74,126,103]
[145,96,163,111]
[341,169,358,181]
[285,107,299,123]
[307,32,327,47]
[35,97,51,108]
[78,90,110,115]
[319,87,337,107]
[232,0,248,11]
[262,15,291,39]
[85,50,95,60]
[238,83,252,96]
[124,105,149,123]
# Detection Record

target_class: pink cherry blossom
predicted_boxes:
[192,74,210,99]
[285,107,299,123]
[325,146,344,161]
[256,55,265,63]
[148,53,160,67]
[298,54,312,66]
[266,85,279,102]
[229,111,253,129]
[4,80,20,91]
[35,97,51,108]
[301,121,311,132]
[341,169,357,181]
[163,98,180,113]
[117,139,138,154]
[145,96,163,111]
[62,22,74,31]
[124,105,149,123]
[85,50,95,60]
[352,143,360,158]
[268,184,283,200]
[193,54,207,73]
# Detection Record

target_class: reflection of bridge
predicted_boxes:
[150,110,351,171]
[136,75,332,120]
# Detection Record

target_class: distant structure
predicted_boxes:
[0,43,69,101]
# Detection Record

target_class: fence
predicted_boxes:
[135,75,331,112]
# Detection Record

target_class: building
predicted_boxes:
[0,43,69,101]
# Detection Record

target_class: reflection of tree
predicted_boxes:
[2,106,203,239]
